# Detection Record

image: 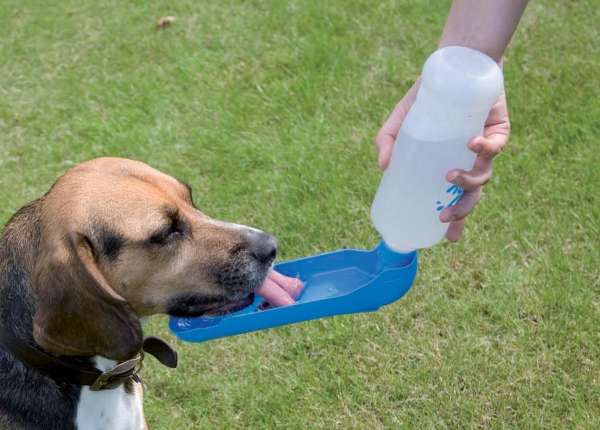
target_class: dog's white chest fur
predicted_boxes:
[75,357,144,430]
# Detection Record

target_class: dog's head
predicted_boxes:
[31,157,275,360]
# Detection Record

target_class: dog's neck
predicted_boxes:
[0,199,43,341]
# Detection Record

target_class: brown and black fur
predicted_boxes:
[0,200,85,429]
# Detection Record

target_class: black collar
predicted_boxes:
[0,331,177,391]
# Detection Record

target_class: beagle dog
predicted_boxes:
[0,157,277,429]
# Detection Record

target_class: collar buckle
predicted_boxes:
[90,353,144,391]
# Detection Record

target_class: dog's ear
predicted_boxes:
[31,232,142,361]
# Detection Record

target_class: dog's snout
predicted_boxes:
[248,232,277,264]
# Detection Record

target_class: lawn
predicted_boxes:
[1,0,599,428]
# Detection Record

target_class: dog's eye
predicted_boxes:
[149,218,184,245]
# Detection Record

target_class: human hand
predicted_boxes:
[256,269,304,308]
[374,80,510,242]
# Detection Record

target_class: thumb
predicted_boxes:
[376,134,395,170]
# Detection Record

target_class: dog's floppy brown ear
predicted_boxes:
[31,232,142,362]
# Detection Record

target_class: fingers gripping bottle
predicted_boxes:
[371,46,504,253]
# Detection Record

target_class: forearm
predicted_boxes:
[439,0,529,62]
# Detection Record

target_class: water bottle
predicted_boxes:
[371,46,504,252]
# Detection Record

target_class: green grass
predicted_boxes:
[1,0,599,428]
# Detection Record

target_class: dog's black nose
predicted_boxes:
[248,232,277,264]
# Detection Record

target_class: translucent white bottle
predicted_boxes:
[371,46,504,252]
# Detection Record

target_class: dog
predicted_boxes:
[0,157,277,429]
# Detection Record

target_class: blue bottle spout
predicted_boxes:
[376,240,415,271]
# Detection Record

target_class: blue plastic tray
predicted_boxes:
[169,241,418,343]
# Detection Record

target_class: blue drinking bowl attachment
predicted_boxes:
[169,241,418,343]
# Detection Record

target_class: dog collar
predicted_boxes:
[0,331,177,391]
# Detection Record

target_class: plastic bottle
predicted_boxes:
[371,46,504,252]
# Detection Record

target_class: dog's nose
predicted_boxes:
[248,232,277,264]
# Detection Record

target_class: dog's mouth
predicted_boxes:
[202,293,255,317]
[167,293,255,318]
